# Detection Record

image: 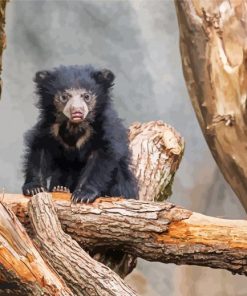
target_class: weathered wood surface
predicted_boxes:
[174,0,247,210]
[3,192,247,276]
[28,193,136,296]
[0,201,73,296]
[129,121,184,201]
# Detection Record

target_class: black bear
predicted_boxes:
[22,65,137,203]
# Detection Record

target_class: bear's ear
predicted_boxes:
[93,69,115,88]
[34,70,53,84]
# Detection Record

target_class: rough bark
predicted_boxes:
[129,121,184,201]
[0,200,73,296]
[0,0,8,97]
[174,0,247,210]
[28,193,136,296]
[4,192,247,276]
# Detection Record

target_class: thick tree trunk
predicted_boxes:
[174,0,247,210]
[4,192,247,276]
[28,193,136,296]
[0,201,73,295]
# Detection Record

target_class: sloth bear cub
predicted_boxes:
[22,65,137,203]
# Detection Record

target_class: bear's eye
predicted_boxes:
[60,94,68,103]
[83,93,91,102]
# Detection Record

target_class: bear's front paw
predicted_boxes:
[71,187,99,203]
[22,182,47,196]
[52,185,70,193]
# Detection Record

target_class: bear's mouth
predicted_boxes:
[71,112,84,122]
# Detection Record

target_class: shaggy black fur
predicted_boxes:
[22,65,137,203]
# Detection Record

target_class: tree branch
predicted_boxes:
[28,193,136,296]
[129,121,184,201]
[4,193,247,276]
[0,200,73,295]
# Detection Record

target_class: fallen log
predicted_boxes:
[4,192,247,276]
[0,200,73,295]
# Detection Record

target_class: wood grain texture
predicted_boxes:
[0,200,73,296]
[4,192,247,276]
[174,0,247,210]
[28,193,136,296]
[129,121,184,201]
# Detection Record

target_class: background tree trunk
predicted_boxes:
[174,0,247,211]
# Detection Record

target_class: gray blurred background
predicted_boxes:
[0,0,246,295]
